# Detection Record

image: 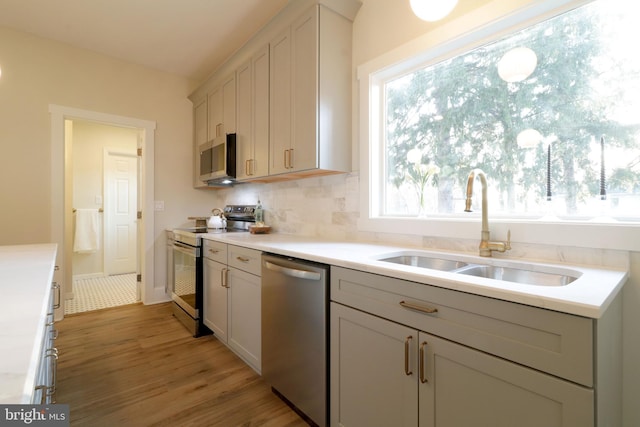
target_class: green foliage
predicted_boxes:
[385,1,640,215]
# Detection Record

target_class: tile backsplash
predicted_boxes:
[213,172,629,269]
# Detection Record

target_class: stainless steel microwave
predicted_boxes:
[199,133,236,184]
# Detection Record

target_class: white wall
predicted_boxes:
[0,26,220,297]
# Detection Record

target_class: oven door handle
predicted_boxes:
[173,242,199,257]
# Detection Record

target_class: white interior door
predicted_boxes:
[105,150,137,275]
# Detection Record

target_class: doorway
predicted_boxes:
[68,120,140,314]
[71,121,139,277]
[50,105,156,320]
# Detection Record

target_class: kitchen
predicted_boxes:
[0,0,639,425]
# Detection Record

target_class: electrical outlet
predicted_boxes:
[154,201,165,211]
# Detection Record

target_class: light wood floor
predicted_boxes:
[55,302,308,427]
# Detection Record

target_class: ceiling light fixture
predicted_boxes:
[516,128,542,148]
[409,0,458,22]
[497,47,538,82]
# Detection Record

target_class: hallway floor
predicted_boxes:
[65,273,137,315]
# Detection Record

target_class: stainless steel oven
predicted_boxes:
[171,204,257,337]
[171,228,209,337]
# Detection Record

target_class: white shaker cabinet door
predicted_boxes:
[269,26,292,176]
[235,59,253,181]
[290,6,318,172]
[203,257,228,343]
[252,45,270,179]
[419,332,594,427]
[227,267,261,373]
[330,302,418,427]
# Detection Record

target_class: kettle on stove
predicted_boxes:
[207,208,227,230]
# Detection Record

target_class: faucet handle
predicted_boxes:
[505,229,512,251]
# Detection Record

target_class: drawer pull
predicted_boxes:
[419,341,428,383]
[404,336,413,376]
[208,249,220,254]
[399,300,438,314]
[236,256,250,262]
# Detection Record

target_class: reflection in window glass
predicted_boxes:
[383,0,640,220]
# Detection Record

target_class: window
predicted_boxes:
[374,0,640,221]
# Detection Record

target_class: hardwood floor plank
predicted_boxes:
[56,302,308,426]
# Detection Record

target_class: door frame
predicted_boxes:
[50,104,156,319]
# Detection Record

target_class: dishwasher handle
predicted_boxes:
[264,260,322,281]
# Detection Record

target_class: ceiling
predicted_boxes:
[0,0,290,83]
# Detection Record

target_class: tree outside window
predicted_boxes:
[383,0,640,220]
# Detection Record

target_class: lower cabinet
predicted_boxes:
[203,240,261,373]
[203,256,228,341]
[227,267,261,371]
[329,265,622,427]
[331,302,593,427]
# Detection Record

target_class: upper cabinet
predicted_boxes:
[208,73,236,139]
[192,73,236,188]
[189,0,361,188]
[270,4,354,177]
[236,46,270,181]
[193,98,208,188]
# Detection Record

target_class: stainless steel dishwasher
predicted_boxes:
[262,254,329,427]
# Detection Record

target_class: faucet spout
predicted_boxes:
[465,168,511,257]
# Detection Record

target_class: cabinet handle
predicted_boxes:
[209,248,219,254]
[399,300,438,314]
[236,256,250,262]
[245,159,250,176]
[404,336,413,376]
[46,348,59,402]
[284,149,289,169]
[288,149,294,169]
[222,268,230,288]
[52,282,61,309]
[35,385,47,404]
[419,341,428,383]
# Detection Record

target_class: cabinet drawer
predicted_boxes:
[331,266,593,387]
[203,239,227,263]
[228,245,262,276]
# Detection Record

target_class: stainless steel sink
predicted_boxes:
[454,264,578,286]
[378,255,468,271]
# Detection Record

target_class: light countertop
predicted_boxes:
[0,244,57,404]
[201,232,627,319]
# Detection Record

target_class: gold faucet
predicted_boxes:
[464,168,511,257]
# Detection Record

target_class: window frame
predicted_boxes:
[357,0,640,251]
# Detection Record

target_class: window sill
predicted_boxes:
[358,216,640,252]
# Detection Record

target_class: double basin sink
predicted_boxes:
[377,252,579,287]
